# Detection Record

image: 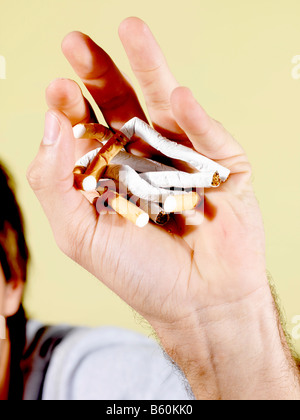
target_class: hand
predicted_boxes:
[27,18,299,399]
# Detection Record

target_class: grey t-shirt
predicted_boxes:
[21,320,193,400]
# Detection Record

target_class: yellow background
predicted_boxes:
[0,0,300,352]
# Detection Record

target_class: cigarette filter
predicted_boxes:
[74,173,98,192]
[96,187,149,228]
[73,123,114,142]
[74,119,229,228]
[163,192,201,213]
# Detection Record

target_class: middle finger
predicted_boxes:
[62,31,158,156]
[62,31,147,129]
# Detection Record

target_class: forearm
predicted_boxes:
[154,285,300,400]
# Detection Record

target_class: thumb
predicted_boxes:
[27,110,85,241]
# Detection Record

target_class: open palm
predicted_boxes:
[28,18,267,331]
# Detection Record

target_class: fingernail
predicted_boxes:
[43,111,61,145]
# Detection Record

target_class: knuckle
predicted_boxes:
[26,161,44,190]
[27,155,58,193]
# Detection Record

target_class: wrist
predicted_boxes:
[153,285,300,400]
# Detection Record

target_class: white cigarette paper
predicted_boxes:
[75,147,102,169]
[120,117,230,182]
[74,119,229,226]
[139,170,220,189]
[75,148,216,193]
[105,164,191,203]
[75,149,176,174]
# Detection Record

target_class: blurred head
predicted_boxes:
[0,162,29,399]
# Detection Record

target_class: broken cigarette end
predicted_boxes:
[73,124,87,139]
[137,198,170,226]
[155,211,170,226]
[211,172,221,187]
[163,192,201,213]
[74,173,97,192]
[83,176,97,192]
[136,213,150,228]
[73,166,86,175]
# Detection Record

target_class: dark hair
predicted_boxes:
[0,162,29,399]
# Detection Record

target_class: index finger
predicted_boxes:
[62,31,157,156]
[62,31,146,127]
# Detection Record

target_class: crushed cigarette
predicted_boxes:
[84,131,129,184]
[139,170,221,189]
[120,118,230,182]
[75,148,177,174]
[74,148,101,170]
[105,164,192,202]
[96,186,149,228]
[72,118,230,227]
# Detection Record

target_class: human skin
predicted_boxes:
[27,17,300,400]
